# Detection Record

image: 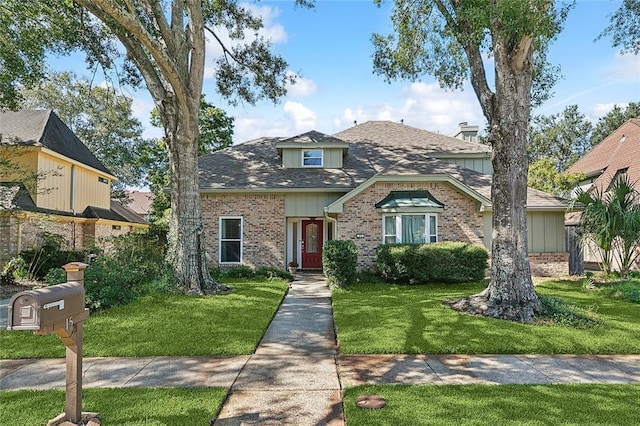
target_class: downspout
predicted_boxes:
[324,208,338,239]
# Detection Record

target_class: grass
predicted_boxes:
[332,279,640,354]
[0,278,288,359]
[592,276,640,303]
[0,387,227,426]
[343,384,640,425]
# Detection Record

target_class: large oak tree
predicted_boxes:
[372,0,571,321]
[0,0,308,294]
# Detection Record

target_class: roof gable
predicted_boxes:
[567,119,640,191]
[0,109,113,176]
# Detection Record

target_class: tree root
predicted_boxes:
[445,291,539,323]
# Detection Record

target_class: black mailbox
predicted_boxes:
[7,282,88,335]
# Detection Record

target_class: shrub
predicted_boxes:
[375,242,488,284]
[20,232,86,279]
[42,230,175,311]
[323,240,358,289]
[0,257,27,286]
[223,265,255,278]
[255,266,293,281]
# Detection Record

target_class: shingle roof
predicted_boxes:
[567,119,640,191]
[0,182,147,224]
[335,120,492,155]
[198,121,566,209]
[83,200,148,225]
[0,109,112,176]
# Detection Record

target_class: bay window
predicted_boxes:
[383,214,438,244]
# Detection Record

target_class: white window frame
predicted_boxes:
[219,216,243,264]
[302,149,323,167]
[382,214,438,244]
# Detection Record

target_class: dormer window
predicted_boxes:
[302,149,323,167]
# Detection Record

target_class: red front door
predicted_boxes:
[302,219,323,269]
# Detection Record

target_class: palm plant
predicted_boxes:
[575,174,640,276]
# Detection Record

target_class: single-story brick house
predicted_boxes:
[199,121,569,276]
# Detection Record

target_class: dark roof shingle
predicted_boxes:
[0,109,112,176]
[198,121,565,209]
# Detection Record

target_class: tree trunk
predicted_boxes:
[449,33,540,322]
[482,37,540,321]
[165,100,230,295]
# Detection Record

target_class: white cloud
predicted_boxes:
[588,102,630,123]
[283,101,317,130]
[204,4,287,80]
[609,52,640,80]
[286,72,318,98]
[334,82,484,135]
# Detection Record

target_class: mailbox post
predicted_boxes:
[7,262,94,425]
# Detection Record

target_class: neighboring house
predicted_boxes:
[199,120,569,276]
[566,118,640,270]
[124,191,154,221]
[0,109,148,265]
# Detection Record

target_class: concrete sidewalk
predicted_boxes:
[2,273,640,424]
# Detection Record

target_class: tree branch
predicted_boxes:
[74,0,188,105]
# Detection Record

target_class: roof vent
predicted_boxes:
[353,120,357,126]
[620,134,626,143]
[400,118,404,125]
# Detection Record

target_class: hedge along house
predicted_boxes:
[0,110,148,266]
[199,121,569,276]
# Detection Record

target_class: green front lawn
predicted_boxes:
[1,279,288,359]
[0,387,227,426]
[343,384,640,425]
[332,280,640,354]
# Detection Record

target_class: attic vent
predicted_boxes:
[620,134,626,143]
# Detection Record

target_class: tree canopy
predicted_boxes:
[372,0,572,322]
[0,0,311,294]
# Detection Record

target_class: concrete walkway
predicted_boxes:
[2,273,640,424]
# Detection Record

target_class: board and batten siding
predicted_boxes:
[445,158,493,174]
[284,192,345,217]
[281,148,343,169]
[36,152,72,212]
[483,211,566,253]
[73,166,111,211]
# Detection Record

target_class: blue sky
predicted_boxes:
[52,1,640,144]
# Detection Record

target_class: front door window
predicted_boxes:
[301,219,323,269]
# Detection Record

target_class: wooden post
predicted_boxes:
[61,262,87,424]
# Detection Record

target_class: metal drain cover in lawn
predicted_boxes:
[356,395,386,409]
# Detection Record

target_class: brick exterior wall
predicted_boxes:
[0,212,141,268]
[337,181,485,270]
[20,217,84,250]
[201,193,286,268]
[529,252,569,277]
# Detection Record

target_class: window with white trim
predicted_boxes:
[219,217,242,263]
[383,214,438,244]
[302,149,323,167]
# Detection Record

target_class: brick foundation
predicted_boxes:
[529,252,569,277]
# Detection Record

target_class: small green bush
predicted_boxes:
[0,257,27,286]
[375,242,488,284]
[323,240,358,288]
[223,265,255,278]
[255,266,293,281]
[42,230,175,311]
[19,232,86,279]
